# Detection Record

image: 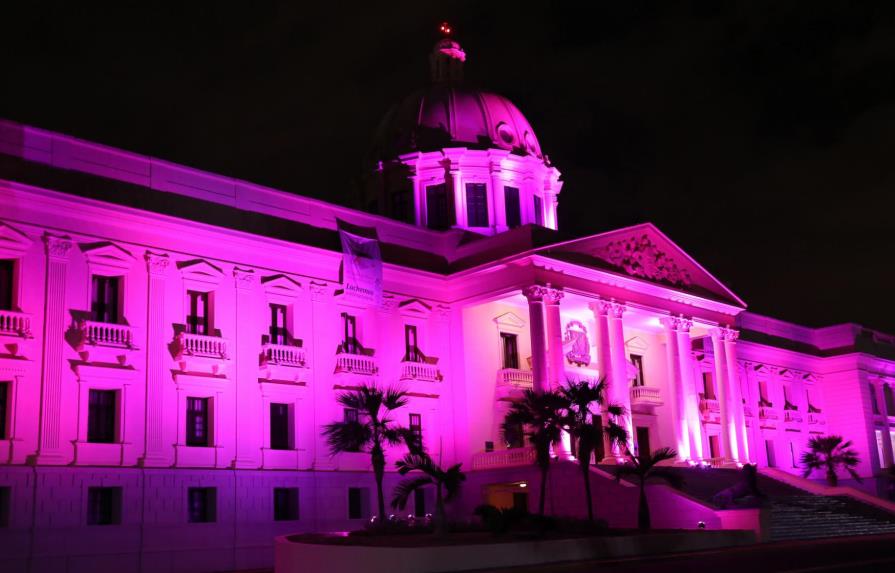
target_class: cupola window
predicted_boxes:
[504,187,521,228]
[465,183,488,227]
[426,184,450,230]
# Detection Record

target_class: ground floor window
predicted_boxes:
[0,487,10,527]
[513,492,528,513]
[87,389,117,443]
[348,487,368,519]
[188,487,216,523]
[274,488,299,521]
[413,488,425,517]
[87,487,121,526]
[765,440,777,468]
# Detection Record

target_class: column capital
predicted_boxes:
[660,315,692,333]
[43,233,73,261]
[598,298,625,319]
[523,285,562,304]
[233,267,257,290]
[145,251,171,277]
[709,326,739,341]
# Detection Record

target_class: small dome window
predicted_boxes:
[496,122,515,146]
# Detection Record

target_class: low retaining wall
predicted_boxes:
[275,530,756,573]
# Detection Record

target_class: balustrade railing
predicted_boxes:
[399,360,441,382]
[759,406,779,420]
[0,309,31,337]
[807,412,826,425]
[784,410,803,423]
[472,446,537,470]
[335,352,378,375]
[497,368,533,388]
[79,320,135,348]
[177,332,228,359]
[699,398,720,413]
[261,343,306,367]
[630,385,662,405]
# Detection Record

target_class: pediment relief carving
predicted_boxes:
[80,241,135,274]
[596,234,692,288]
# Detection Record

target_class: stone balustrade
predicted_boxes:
[630,385,663,407]
[784,409,803,423]
[334,352,378,376]
[261,343,306,367]
[471,446,537,470]
[176,332,228,359]
[399,360,441,382]
[808,412,826,426]
[759,406,779,420]
[497,368,533,389]
[78,319,136,348]
[0,309,31,337]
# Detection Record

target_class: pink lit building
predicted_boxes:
[1,38,894,572]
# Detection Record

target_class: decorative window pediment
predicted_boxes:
[80,241,135,275]
[625,336,649,352]
[262,274,303,299]
[493,312,526,332]
[178,259,224,288]
[0,222,32,258]
[398,298,432,317]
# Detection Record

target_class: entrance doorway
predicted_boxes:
[766,440,777,467]
[636,427,651,457]
[709,435,721,459]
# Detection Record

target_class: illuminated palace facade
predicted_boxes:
[1,38,895,572]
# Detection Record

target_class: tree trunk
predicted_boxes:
[434,483,446,536]
[638,483,650,530]
[538,464,549,516]
[372,445,386,525]
[581,459,594,521]
[826,463,838,487]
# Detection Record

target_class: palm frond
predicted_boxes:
[383,386,410,411]
[390,476,432,510]
[322,420,371,455]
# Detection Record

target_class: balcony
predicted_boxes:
[807,412,827,427]
[334,352,378,376]
[472,446,537,470]
[496,368,534,400]
[699,396,720,423]
[0,309,31,338]
[261,342,306,367]
[173,331,229,375]
[759,406,780,429]
[76,320,136,349]
[784,409,803,423]
[399,360,441,382]
[630,385,663,408]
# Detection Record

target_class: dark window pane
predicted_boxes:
[631,355,645,387]
[270,403,291,450]
[533,195,544,226]
[188,488,216,523]
[500,333,519,369]
[274,488,299,521]
[186,397,209,447]
[91,276,120,323]
[0,260,13,311]
[341,313,358,354]
[504,187,521,228]
[348,487,365,519]
[87,487,121,525]
[426,184,450,230]
[404,325,419,362]
[0,382,7,441]
[0,487,9,527]
[269,304,288,345]
[413,488,426,518]
[343,408,358,423]
[409,413,422,444]
[465,183,488,227]
[87,389,116,443]
[391,189,414,224]
[187,291,209,335]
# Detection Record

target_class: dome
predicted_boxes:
[372,85,544,161]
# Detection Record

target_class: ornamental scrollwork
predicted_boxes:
[598,234,692,287]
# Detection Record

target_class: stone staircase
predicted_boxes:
[769,495,895,541]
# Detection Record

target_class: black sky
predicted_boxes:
[4,1,895,332]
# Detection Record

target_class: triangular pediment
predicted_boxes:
[536,223,745,307]
[177,258,224,285]
[493,312,526,329]
[262,274,303,297]
[80,241,134,273]
[625,336,649,352]
[0,222,32,257]
[399,298,432,316]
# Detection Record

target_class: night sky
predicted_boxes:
[4,2,895,332]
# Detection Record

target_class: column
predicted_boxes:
[36,233,73,464]
[233,267,260,468]
[142,251,170,466]
[543,287,565,392]
[589,301,614,459]
[675,319,704,459]
[523,286,549,393]
[660,317,691,460]
[877,381,895,468]
[450,167,464,228]
[606,300,634,455]
[709,328,735,462]
[722,328,750,463]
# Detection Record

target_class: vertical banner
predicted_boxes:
[339,228,383,306]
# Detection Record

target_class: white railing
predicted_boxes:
[177,332,228,359]
[630,386,662,405]
[0,309,31,337]
[784,409,803,423]
[261,343,306,367]
[472,447,537,470]
[808,412,826,425]
[399,360,441,382]
[699,398,720,413]
[334,352,377,376]
[79,320,135,348]
[497,368,533,388]
[759,406,779,420]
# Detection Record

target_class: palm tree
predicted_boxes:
[390,451,466,535]
[614,447,683,530]
[801,435,862,487]
[501,389,569,516]
[560,379,628,521]
[323,383,416,525]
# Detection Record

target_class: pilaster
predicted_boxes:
[233,267,261,469]
[141,251,171,466]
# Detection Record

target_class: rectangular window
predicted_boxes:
[269,303,289,345]
[186,290,210,335]
[504,422,524,449]
[500,333,519,370]
[87,389,117,443]
[404,325,420,362]
[409,413,422,444]
[0,382,8,440]
[512,492,528,513]
[504,186,521,228]
[343,408,358,423]
[708,435,721,459]
[702,372,716,400]
[391,189,414,224]
[273,488,300,521]
[87,487,122,526]
[631,355,645,387]
[186,397,210,447]
[875,430,887,467]
[0,259,13,311]
[341,313,358,354]
[347,487,367,519]
[533,195,544,226]
[789,442,798,468]
[270,403,291,450]
[465,183,488,227]
[765,440,777,468]
[91,275,120,323]
[0,486,9,527]
[636,427,650,457]
[426,184,450,230]
[870,384,880,415]
[759,380,771,406]
[187,487,216,523]
[413,488,426,518]
[885,385,895,414]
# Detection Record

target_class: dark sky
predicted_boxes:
[4,2,895,332]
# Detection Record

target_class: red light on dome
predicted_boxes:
[439,22,452,36]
